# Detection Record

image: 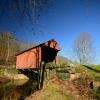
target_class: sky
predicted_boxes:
[0,0,100,64]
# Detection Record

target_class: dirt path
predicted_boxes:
[26,77,96,100]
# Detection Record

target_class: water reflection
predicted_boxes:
[0,79,38,100]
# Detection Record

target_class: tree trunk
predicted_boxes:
[6,37,9,62]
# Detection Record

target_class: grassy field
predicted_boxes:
[76,64,100,79]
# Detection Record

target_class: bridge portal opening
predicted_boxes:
[41,46,58,63]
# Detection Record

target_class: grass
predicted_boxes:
[93,86,100,100]
[28,78,72,100]
[43,64,100,100]
[41,81,72,100]
[0,65,19,78]
[76,64,100,80]
[75,64,100,99]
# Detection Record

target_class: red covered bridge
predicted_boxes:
[16,39,61,89]
[16,39,60,70]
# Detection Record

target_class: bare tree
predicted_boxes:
[0,32,37,64]
[73,32,95,65]
[0,32,20,63]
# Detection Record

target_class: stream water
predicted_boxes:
[0,79,38,100]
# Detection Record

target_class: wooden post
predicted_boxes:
[37,68,40,90]
[40,61,45,89]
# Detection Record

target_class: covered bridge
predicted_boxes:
[16,39,61,70]
[16,39,60,89]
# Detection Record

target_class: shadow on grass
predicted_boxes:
[83,65,100,73]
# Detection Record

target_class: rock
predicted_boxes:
[70,73,80,80]
[13,74,29,80]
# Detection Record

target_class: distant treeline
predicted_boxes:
[0,32,36,64]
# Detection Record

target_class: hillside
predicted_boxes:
[26,77,95,100]
[56,56,73,65]
[17,40,36,52]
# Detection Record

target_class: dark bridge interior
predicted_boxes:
[42,46,58,63]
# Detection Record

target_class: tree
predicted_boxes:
[73,32,95,64]
[17,40,37,52]
[0,32,20,63]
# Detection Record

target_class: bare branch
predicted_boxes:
[73,32,95,64]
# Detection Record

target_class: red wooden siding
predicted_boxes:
[16,47,41,69]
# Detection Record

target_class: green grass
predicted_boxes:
[42,82,72,100]
[93,86,100,100]
[76,64,100,79]
[43,87,71,100]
